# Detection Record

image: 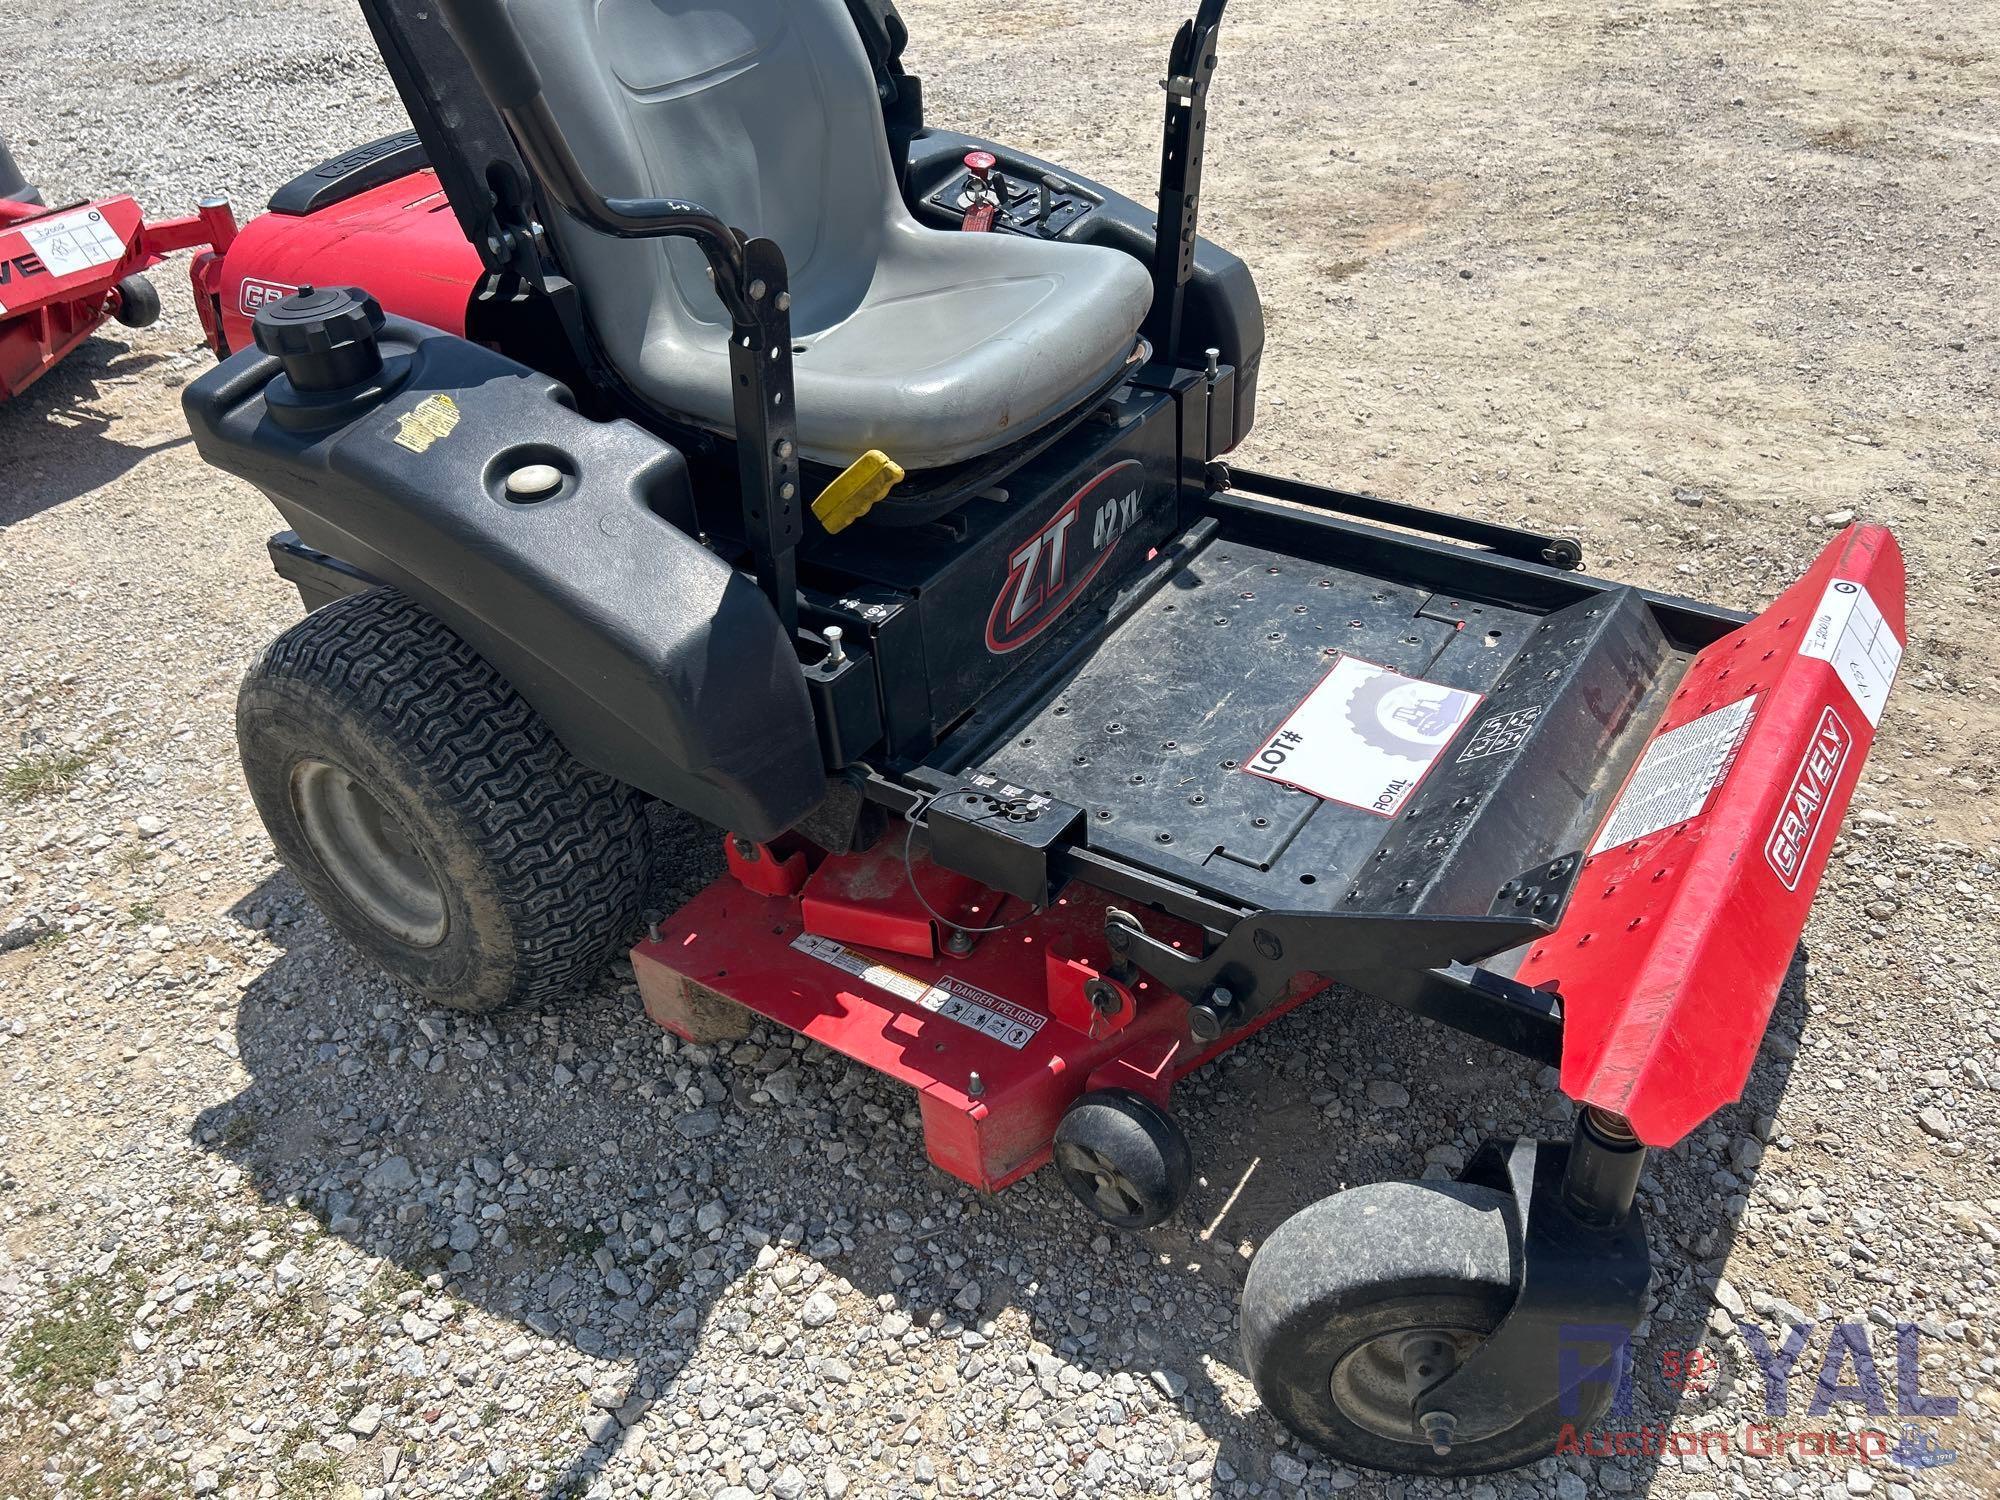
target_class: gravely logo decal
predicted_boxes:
[238,276,299,316]
[985,460,1145,654]
[1764,706,1853,891]
[0,250,50,291]
[0,249,49,313]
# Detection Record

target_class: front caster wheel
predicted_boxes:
[1240,1179,1612,1475]
[1051,1090,1190,1230]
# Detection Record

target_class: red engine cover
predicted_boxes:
[214,170,483,354]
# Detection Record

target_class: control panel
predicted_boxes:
[924,151,1094,240]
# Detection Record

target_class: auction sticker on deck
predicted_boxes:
[1245,656,1483,817]
[1589,695,1757,854]
[1799,580,1901,726]
[788,933,1045,1050]
[20,207,126,278]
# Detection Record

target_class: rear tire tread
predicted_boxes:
[243,588,650,1009]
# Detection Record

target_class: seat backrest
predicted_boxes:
[508,0,902,351]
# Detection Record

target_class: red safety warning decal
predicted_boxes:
[1245,656,1483,818]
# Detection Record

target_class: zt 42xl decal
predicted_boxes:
[985,460,1146,654]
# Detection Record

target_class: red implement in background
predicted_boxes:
[1518,525,1906,1146]
[0,193,236,400]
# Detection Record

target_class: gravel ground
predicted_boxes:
[3,2,1997,1499]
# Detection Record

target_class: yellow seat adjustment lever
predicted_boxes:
[811,449,904,535]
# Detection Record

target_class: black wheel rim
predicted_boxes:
[1329,1321,1490,1445]
[1055,1140,1147,1223]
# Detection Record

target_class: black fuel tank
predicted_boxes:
[184,311,824,841]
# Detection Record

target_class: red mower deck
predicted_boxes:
[0,192,236,399]
[636,839,1319,1193]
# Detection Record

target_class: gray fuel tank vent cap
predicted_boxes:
[505,462,565,501]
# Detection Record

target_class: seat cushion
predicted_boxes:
[514,0,1151,471]
[629,221,1153,470]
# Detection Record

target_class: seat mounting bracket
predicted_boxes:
[1145,0,1227,358]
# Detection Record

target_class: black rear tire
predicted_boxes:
[1241,1179,1614,1475]
[238,588,653,1012]
[1051,1090,1191,1230]
[111,274,161,329]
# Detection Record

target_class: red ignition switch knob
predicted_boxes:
[963,150,997,182]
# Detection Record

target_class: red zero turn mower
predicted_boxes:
[183,0,1906,1475]
[0,133,236,400]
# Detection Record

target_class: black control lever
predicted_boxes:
[434,0,803,641]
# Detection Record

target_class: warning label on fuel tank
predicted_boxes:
[1244,656,1483,818]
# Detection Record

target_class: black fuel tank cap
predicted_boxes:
[252,284,386,393]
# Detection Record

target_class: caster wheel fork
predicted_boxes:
[1240,1129,1651,1476]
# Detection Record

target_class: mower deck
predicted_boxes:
[0,190,236,399]
[635,847,1319,1193]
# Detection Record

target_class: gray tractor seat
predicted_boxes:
[510,0,1153,472]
